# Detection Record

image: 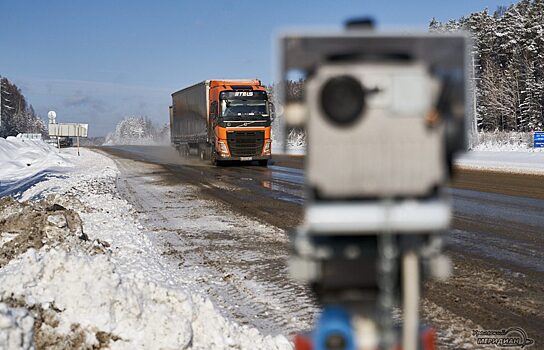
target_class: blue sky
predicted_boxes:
[0,0,512,136]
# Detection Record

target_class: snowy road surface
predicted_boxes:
[100,145,544,349]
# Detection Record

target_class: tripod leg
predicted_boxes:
[403,251,420,350]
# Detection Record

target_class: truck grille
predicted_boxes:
[227,131,264,157]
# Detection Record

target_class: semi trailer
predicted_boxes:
[170,79,272,166]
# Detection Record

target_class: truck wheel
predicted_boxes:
[210,147,224,166]
[210,149,218,166]
[258,159,269,167]
[200,146,212,161]
[178,145,188,157]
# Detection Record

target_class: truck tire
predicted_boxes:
[258,159,269,167]
[210,148,218,166]
[211,146,225,166]
[200,144,212,161]
[180,145,189,157]
[176,145,186,157]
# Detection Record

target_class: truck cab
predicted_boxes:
[209,81,271,165]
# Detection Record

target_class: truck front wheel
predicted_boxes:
[210,148,220,166]
[258,159,268,167]
[209,145,225,166]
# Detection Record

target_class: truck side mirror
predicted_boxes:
[269,102,275,120]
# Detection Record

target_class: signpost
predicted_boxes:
[48,122,89,156]
[534,131,544,148]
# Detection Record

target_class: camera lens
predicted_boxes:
[320,75,366,126]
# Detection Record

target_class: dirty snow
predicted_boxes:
[0,143,291,349]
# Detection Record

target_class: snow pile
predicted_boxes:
[0,249,191,349]
[0,148,291,349]
[0,196,90,268]
[455,151,544,174]
[0,137,71,177]
[471,131,536,152]
[0,137,72,196]
[0,303,34,350]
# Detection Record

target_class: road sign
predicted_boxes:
[48,123,88,157]
[48,123,88,137]
[534,131,544,148]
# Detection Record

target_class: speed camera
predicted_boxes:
[279,33,469,201]
[307,61,445,198]
[279,26,470,350]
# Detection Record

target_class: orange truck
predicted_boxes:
[170,79,272,166]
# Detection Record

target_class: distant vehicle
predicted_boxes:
[44,137,72,148]
[170,79,272,166]
[16,133,42,140]
[58,137,73,147]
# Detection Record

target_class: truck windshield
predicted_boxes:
[221,99,268,118]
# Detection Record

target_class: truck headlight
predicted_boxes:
[263,140,272,155]
[219,141,229,156]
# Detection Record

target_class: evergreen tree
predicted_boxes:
[0,76,46,137]
[431,0,544,132]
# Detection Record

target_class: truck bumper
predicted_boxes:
[218,155,271,161]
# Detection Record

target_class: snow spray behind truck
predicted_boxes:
[170,79,272,166]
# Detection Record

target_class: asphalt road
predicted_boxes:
[98,145,543,347]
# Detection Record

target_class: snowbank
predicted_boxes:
[0,147,291,349]
[455,151,544,174]
[0,249,288,349]
[470,131,536,152]
[0,137,73,197]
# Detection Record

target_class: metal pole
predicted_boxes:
[77,125,80,156]
[402,251,419,350]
